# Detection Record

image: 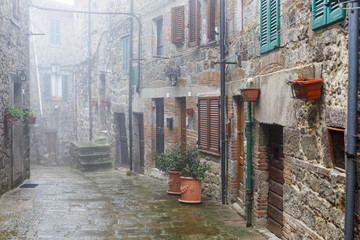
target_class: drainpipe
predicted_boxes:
[220,0,226,204]
[88,0,93,141]
[128,0,134,171]
[345,2,358,239]
[245,79,253,227]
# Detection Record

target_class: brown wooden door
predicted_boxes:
[155,99,164,154]
[237,100,245,205]
[138,114,144,172]
[268,125,284,238]
[117,113,129,167]
[179,98,186,146]
[46,132,57,165]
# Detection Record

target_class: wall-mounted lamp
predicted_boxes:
[17,70,26,81]
[165,64,180,87]
[51,62,60,74]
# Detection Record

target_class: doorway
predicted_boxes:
[236,99,245,206]
[267,125,284,238]
[177,97,186,146]
[134,113,144,173]
[12,82,23,185]
[115,113,129,167]
[155,98,164,155]
[46,131,57,165]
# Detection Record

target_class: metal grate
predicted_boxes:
[20,184,38,188]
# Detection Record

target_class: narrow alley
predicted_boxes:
[0,165,266,240]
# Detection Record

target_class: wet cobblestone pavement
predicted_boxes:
[0,165,267,239]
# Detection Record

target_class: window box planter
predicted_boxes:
[241,88,260,102]
[101,100,110,106]
[289,78,323,100]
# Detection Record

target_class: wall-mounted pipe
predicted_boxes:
[245,79,253,227]
[344,2,358,239]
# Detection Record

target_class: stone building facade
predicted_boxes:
[71,0,359,239]
[0,0,30,194]
[29,1,77,166]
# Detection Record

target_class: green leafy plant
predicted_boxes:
[156,144,186,173]
[181,147,210,181]
[6,105,24,124]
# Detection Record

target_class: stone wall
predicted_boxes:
[0,0,30,194]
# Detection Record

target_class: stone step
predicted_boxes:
[78,161,113,172]
[71,142,110,155]
[78,153,111,163]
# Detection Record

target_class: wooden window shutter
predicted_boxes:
[260,0,279,53]
[198,98,209,150]
[328,1,345,25]
[171,6,185,44]
[312,0,326,30]
[45,74,51,99]
[189,0,199,47]
[260,0,269,53]
[207,0,216,41]
[209,97,220,153]
[122,37,129,74]
[62,75,68,100]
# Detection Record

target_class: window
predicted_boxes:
[122,36,130,74]
[132,66,138,85]
[45,74,68,100]
[207,0,216,41]
[189,0,200,47]
[171,6,185,44]
[198,97,220,154]
[311,0,345,30]
[260,0,279,54]
[49,19,61,47]
[153,17,164,57]
[327,127,345,171]
[13,0,20,19]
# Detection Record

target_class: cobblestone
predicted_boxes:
[0,165,267,239]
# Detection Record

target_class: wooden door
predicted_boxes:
[138,114,145,173]
[117,113,129,167]
[237,100,245,205]
[156,99,164,154]
[46,132,57,165]
[179,98,186,146]
[268,125,284,238]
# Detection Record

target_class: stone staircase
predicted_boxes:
[70,138,112,172]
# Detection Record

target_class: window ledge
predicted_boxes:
[199,148,220,157]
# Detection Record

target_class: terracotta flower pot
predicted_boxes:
[167,170,181,195]
[26,116,36,124]
[289,78,323,100]
[241,88,260,102]
[179,176,202,203]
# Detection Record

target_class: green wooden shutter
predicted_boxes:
[328,1,345,24]
[312,0,326,30]
[132,66,138,85]
[268,0,279,50]
[62,75,68,100]
[122,36,129,74]
[45,74,51,100]
[260,0,268,53]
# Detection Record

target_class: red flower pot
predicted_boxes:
[289,78,323,100]
[167,170,181,195]
[179,176,202,203]
[5,113,13,122]
[241,88,260,102]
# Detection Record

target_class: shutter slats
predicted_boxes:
[207,0,216,41]
[189,0,199,47]
[172,6,185,44]
[312,0,344,30]
[328,0,345,24]
[198,99,209,150]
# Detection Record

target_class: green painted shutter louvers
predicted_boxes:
[260,0,279,54]
[312,0,345,30]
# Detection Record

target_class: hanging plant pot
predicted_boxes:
[167,170,181,195]
[178,176,202,203]
[186,108,193,116]
[241,88,260,102]
[288,78,323,100]
[26,116,36,124]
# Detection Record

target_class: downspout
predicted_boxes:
[344,2,358,239]
[220,0,226,204]
[245,79,252,227]
[29,10,43,117]
[88,0,93,141]
[128,0,134,171]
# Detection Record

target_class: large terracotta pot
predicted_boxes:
[179,176,201,203]
[241,88,260,102]
[167,170,181,195]
[289,78,323,100]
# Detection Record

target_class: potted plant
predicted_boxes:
[156,144,186,195]
[179,147,210,203]
[241,88,260,102]
[6,105,24,125]
[23,107,37,124]
[288,78,323,100]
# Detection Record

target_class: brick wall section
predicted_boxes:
[197,72,221,85]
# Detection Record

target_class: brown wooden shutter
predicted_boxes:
[172,6,185,44]
[207,0,216,41]
[209,97,220,153]
[189,0,199,47]
[198,98,209,150]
